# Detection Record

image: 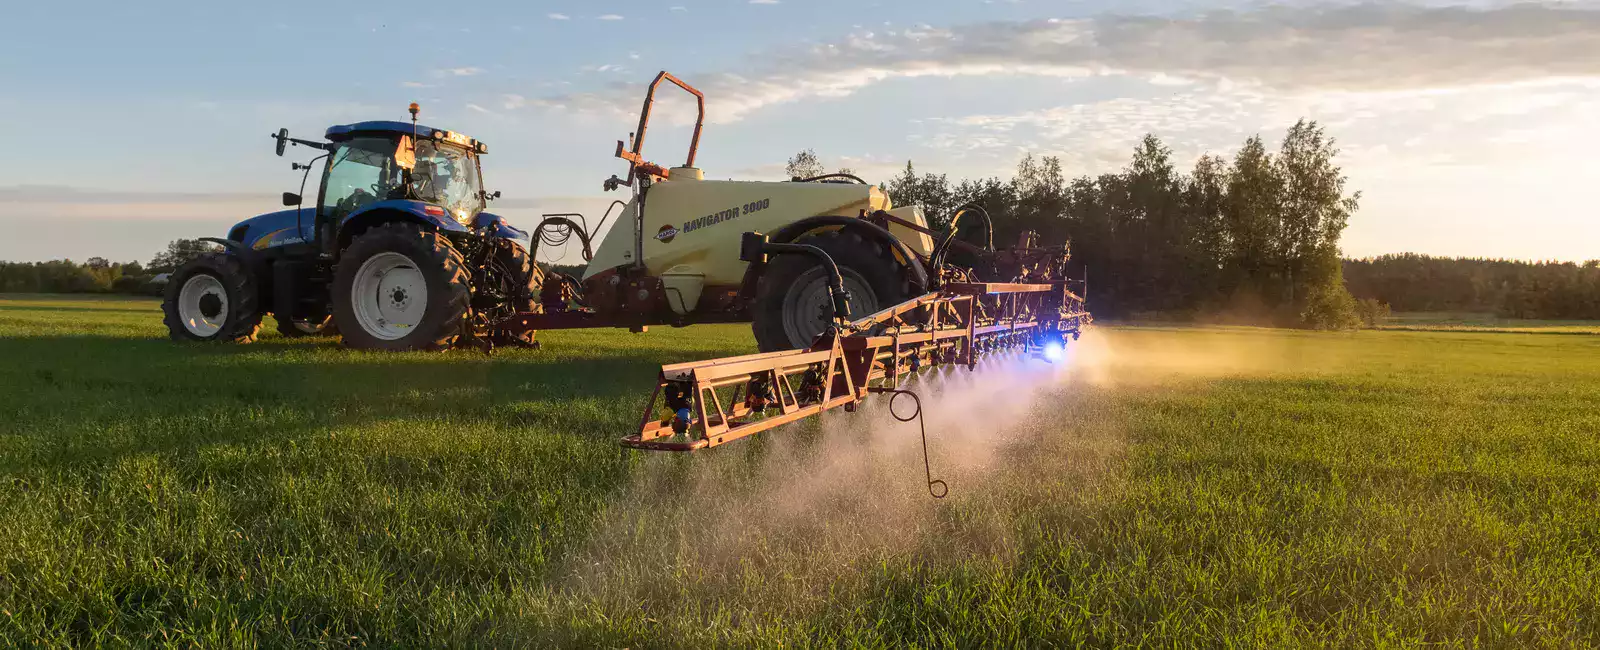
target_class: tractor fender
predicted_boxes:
[198,236,258,262]
[199,237,267,277]
[741,216,929,297]
[474,211,530,245]
[337,201,469,251]
[198,237,270,306]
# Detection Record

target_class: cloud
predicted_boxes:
[670,5,687,11]
[4,185,270,205]
[526,4,1600,123]
[547,12,569,20]
[400,81,429,88]
[597,14,624,20]
[442,66,484,77]
[465,103,492,114]
[750,0,780,4]
[910,77,1600,179]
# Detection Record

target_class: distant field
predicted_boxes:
[1382,310,1600,334]
[2,295,1599,647]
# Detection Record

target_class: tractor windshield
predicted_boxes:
[408,140,483,222]
[321,136,483,224]
[322,137,404,223]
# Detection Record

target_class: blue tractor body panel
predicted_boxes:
[346,199,472,234]
[230,208,315,250]
[325,121,437,141]
[229,203,526,254]
[325,121,486,152]
[475,211,528,242]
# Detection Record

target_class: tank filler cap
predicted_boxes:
[668,166,704,181]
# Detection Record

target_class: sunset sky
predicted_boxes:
[2,0,1596,263]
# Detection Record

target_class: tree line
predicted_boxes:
[864,120,1365,328]
[1344,254,1600,320]
[0,240,217,295]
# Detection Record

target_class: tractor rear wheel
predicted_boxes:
[752,229,916,352]
[489,240,543,347]
[274,313,338,338]
[332,222,470,351]
[162,252,263,343]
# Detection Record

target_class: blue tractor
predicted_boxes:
[161,106,542,351]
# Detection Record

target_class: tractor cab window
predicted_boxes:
[408,140,483,222]
[321,137,401,222]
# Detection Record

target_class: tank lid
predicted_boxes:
[669,166,704,181]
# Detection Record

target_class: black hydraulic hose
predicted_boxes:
[760,240,852,325]
[532,215,596,262]
[560,274,588,308]
[795,173,868,185]
[529,202,626,265]
[931,204,995,273]
[593,200,627,237]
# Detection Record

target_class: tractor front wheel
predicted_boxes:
[752,229,916,352]
[162,252,263,343]
[332,222,470,351]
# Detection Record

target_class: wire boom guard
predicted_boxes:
[623,281,1090,452]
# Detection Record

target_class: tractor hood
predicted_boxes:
[230,208,314,251]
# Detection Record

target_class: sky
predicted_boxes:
[2,0,1597,264]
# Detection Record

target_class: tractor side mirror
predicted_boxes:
[282,192,301,206]
[273,128,289,156]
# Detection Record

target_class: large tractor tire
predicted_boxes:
[274,313,338,338]
[752,229,917,352]
[162,253,263,343]
[489,240,544,347]
[331,222,470,351]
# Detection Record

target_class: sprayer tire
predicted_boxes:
[752,229,916,352]
[332,222,470,352]
[162,252,263,344]
[490,240,544,347]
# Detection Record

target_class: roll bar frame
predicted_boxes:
[611,71,705,186]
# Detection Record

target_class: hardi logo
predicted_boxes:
[655,225,679,243]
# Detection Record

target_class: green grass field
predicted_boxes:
[2,294,1599,647]
[1382,311,1600,335]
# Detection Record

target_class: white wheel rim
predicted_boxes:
[782,268,875,347]
[177,273,228,337]
[351,252,427,341]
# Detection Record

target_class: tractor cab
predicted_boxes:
[317,121,489,230]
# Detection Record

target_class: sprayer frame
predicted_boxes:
[624,280,1089,451]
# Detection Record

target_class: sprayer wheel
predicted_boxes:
[752,229,916,352]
